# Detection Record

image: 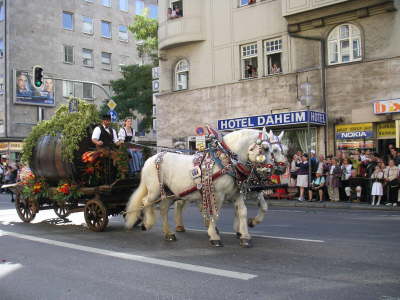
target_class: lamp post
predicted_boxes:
[300,81,314,188]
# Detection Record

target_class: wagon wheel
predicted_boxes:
[84,197,109,232]
[15,193,37,223]
[53,202,71,219]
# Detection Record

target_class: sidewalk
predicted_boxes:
[267,199,400,211]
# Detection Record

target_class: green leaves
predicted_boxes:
[102,64,153,132]
[22,99,100,164]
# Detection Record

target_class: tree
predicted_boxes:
[129,8,158,65]
[101,64,153,131]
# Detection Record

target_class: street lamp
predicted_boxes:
[300,80,314,188]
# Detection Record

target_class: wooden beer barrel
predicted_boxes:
[30,133,93,183]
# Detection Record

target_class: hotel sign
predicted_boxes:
[218,111,326,130]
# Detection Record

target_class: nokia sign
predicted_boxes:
[336,131,373,140]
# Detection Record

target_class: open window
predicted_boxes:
[241,43,258,79]
[264,38,282,75]
[168,0,183,19]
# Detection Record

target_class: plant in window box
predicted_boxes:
[52,181,82,207]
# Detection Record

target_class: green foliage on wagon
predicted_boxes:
[22,98,100,165]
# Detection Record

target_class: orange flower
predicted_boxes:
[85,167,95,174]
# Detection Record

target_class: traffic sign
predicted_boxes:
[107,100,117,110]
[109,110,118,122]
[195,126,205,136]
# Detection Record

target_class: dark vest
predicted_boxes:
[99,125,114,147]
[123,127,133,142]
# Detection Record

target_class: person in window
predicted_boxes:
[167,7,174,19]
[271,63,281,74]
[174,7,182,17]
[246,64,253,78]
[16,73,33,98]
[91,114,119,149]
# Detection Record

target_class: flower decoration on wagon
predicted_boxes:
[52,181,82,206]
[81,150,104,186]
[20,175,50,211]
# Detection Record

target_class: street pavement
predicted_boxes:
[0,193,400,300]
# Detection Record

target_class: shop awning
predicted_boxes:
[218,110,326,130]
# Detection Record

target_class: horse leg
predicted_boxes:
[234,194,252,248]
[233,203,240,238]
[248,192,268,228]
[174,199,186,232]
[141,190,159,230]
[160,199,176,241]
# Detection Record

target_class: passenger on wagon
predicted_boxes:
[91,114,119,148]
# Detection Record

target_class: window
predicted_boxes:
[118,25,128,42]
[174,59,189,91]
[101,21,112,38]
[149,4,158,19]
[240,0,256,6]
[135,0,144,15]
[63,12,73,30]
[83,83,94,99]
[119,55,129,71]
[0,2,4,21]
[101,52,112,70]
[82,48,93,67]
[328,24,362,65]
[168,0,183,19]
[63,81,74,97]
[264,38,282,75]
[102,0,111,7]
[82,16,93,35]
[241,43,258,79]
[64,45,74,63]
[119,0,128,12]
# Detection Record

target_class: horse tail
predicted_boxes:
[125,181,147,228]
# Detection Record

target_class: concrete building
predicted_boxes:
[156,0,400,158]
[0,0,157,159]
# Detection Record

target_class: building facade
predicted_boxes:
[0,0,157,159]
[156,0,400,158]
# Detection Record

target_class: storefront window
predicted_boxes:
[273,128,317,157]
[335,123,375,154]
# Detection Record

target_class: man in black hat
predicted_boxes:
[91,114,119,148]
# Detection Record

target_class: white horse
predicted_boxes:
[174,130,288,232]
[125,128,271,247]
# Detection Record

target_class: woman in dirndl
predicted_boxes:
[370,165,384,206]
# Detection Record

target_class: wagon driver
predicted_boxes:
[91,114,120,148]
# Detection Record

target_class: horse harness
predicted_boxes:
[154,140,255,220]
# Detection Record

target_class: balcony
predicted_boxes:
[158,1,206,50]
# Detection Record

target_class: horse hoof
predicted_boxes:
[175,226,186,232]
[248,218,255,228]
[164,234,177,241]
[210,240,224,247]
[141,224,147,231]
[240,238,253,248]
[236,232,241,239]
[133,217,143,228]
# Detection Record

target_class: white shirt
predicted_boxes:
[91,125,119,144]
[344,164,352,180]
[118,127,135,141]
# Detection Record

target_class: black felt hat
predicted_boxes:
[101,114,111,120]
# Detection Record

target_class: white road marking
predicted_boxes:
[0,230,257,281]
[186,228,325,243]
[0,263,23,280]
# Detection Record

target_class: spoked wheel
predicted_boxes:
[53,202,71,219]
[84,197,109,232]
[15,193,37,223]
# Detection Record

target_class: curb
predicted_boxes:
[266,199,400,211]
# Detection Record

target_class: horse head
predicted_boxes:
[222,128,272,165]
[267,130,288,171]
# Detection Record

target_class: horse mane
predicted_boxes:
[222,129,260,162]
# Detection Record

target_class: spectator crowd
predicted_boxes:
[287,145,400,207]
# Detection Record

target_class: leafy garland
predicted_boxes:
[22,98,100,165]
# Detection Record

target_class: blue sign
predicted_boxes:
[336,131,373,140]
[109,110,118,122]
[218,111,326,130]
